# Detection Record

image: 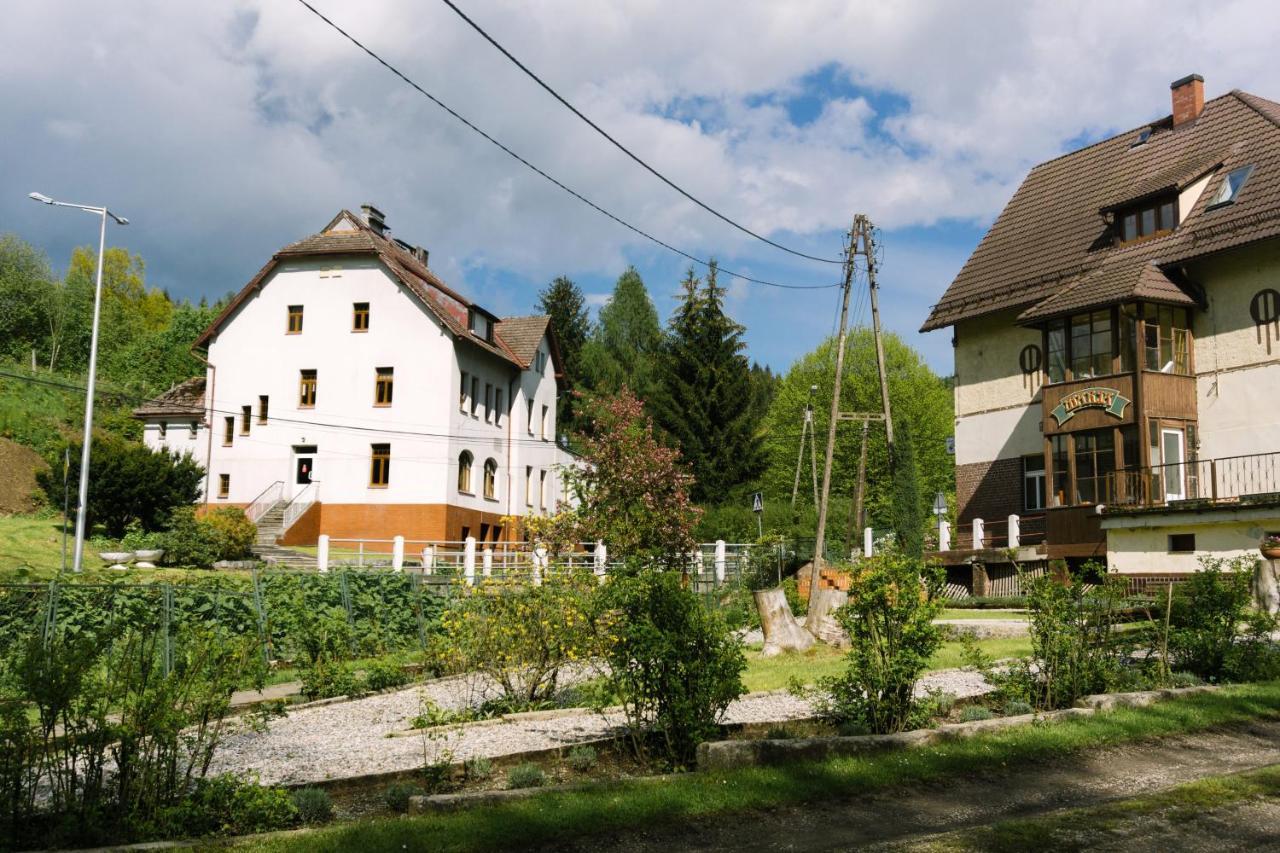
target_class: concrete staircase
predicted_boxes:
[251,502,317,570]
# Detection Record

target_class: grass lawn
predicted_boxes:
[741,637,1031,693]
[0,512,93,575]
[938,609,1027,621]
[243,681,1280,853]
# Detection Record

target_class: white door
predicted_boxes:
[1161,429,1185,502]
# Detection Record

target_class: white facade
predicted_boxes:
[139,209,573,544]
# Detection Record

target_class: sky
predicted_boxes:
[3,1,1279,375]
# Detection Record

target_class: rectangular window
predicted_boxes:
[1118,198,1178,244]
[459,371,469,410]
[484,383,493,422]
[241,405,252,435]
[1073,429,1116,504]
[525,465,533,507]
[287,305,304,334]
[470,377,479,416]
[1119,304,1138,372]
[258,395,269,425]
[189,421,198,438]
[1051,436,1070,507]
[495,389,504,427]
[539,469,547,510]
[222,417,234,446]
[1023,454,1045,511]
[218,473,230,498]
[1122,213,1137,242]
[352,302,370,332]
[527,398,535,434]
[370,443,390,487]
[541,405,549,441]
[1047,320,1067,383]
[375,367,394,406]
[1168,533,1196,553]
[1070,310,1112,379]
[158,422,167,440]
[1144,305,1191,374]
[299,370,317,408]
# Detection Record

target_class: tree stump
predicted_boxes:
[754,588,814,657]
[804,587,849,646]
[1255,559,1280,615]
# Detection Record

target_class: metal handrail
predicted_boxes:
[282,481,319,532]
[246,481,284,524]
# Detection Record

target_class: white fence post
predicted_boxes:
[939,520,951,552]
[594,541,607,578]
[973,518,985,549]
[392,535,405,572]
[482,545,493,578]
[421,544,435,575]
[317,534,329,574]
[863,527,873,558]
[714,540,726,584]
[1007,514,1020,548]
[464,536,477,586]
[532,545,548,586]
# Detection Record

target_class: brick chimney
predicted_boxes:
[1171,74,1205,127]
[360,203,387,236]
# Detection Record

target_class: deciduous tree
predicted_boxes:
[579,267,662,402]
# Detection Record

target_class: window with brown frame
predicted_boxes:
[484,383,493,422]
[287,305,304,334]
[483,458,497,499]
[459,371,469,410]
[258,395,269,424]
[189,421,198,438]
[525,465,533,507]
[375,367,394,406]
[352,302,370,332]
[541,405,550,441]
[222,416,234,447]
[218,473,230,498]
[1050,435,1070,507]
[1143,304,1191,374]
[458,451,473,493]
[158,422,167,440]
[1072,429,1116,505]
[241,405,252,435]
[299,370,317,408]
[1118,197,1177,244]
[539,469,547,510]
[470,377,479,417]
[1069,310,1112,379]
[369,443,390,487]
[494,389,504,427]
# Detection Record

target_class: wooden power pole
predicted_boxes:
[861,214,896,455]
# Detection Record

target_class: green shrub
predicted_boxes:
[119,523,164,552]
[1003,700,1033,717]
[764,725,796,740]
[383,782,422,814]
[300,661,365,700]
[506,763,546,790]
[814,549,946,734]
[464,755,494,781]
[291,787,333,824]
[1169,557,1280,682]
[157,774,299,839]
[566,744,598,772]
[598,569,745,768]
[159,507,223,567]
[364,657,409,692]
[203,507,257,560]
[960,705,993,722]
[921,688,955,719]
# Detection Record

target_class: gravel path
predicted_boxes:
[209,667,994,787]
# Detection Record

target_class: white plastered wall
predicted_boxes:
[953,310,1044,466]
[1103,505,1280,573]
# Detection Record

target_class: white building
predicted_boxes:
[135,205,574,546]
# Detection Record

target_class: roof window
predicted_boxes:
[1130,128,1153,148]
[1207,165,1253,208]
[1117,195,1177,245]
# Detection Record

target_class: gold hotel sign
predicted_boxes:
[1050,386,1131,426]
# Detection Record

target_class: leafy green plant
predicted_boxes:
[764,725,796,740]
[291,787,333,824]
[506,763,546,790]
[597,568,745,768]
[384,782,422,814]
[464,755,494,781]
[960,705,993,722]
[811,549,946,734]
[154,774,299,839]
[364,657,409,692]
[566,745,598,772]
[1169,557,1279,682]
[299,661,365,700]
[203,507,257,560]
[1003,699,1034,717]
[158,507,223,567]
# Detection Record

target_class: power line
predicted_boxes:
[292,0,839,292]
[435,0,842,268]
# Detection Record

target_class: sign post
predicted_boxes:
[752,491,764,540]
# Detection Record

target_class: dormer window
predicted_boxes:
[1207,165,1253,208]
[467,309,494,343]
[1118,197,1176,244]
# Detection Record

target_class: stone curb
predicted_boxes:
[695,684,1220,771]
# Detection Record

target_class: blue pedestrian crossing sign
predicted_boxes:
[752,492,764,513]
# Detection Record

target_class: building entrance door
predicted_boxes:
[1161,429,1185,502]
[292,445,317,498]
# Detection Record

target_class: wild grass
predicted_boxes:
[247,681,1280,853]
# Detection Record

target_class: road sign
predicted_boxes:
[752,492,764,513]
[932,491,948,517]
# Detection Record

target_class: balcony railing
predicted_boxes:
[1106,451,1280,510]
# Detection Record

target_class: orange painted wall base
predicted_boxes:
[278,502,518,548]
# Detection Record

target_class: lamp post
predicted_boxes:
[28,192,129,573]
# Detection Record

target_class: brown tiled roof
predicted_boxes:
[495,315,550,367]
[133,377,205,419]
[194,211,524,367]
[922,90,1280,331]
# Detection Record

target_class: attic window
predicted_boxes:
[467,309,493,343]
[1207,165,1253,208]
[1118,196,1177,244]
[1130,128,1153,148]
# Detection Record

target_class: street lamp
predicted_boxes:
[28,192,129,573]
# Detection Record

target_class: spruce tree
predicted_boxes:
[890,420,924,557]
[579,266,662,401]
[537,276,590,428]
[650,262,763,503]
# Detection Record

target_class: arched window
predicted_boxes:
[457,451,473,493]
[483,458,498,499]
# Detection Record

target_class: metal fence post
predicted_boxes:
[162,583,174,677]
[42,579,59,648]
[251,568,271,666]
[410,572,427,651]
[338,571,358,657]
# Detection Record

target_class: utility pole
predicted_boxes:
[808,224,856,599]
[861,214,895,454]
[844,418,870,554]
[789,385,820,512]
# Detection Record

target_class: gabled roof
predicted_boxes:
[193,210,548,369]
[922,90,1280,331]
[495,315,550,367]
[132,377,205,419]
